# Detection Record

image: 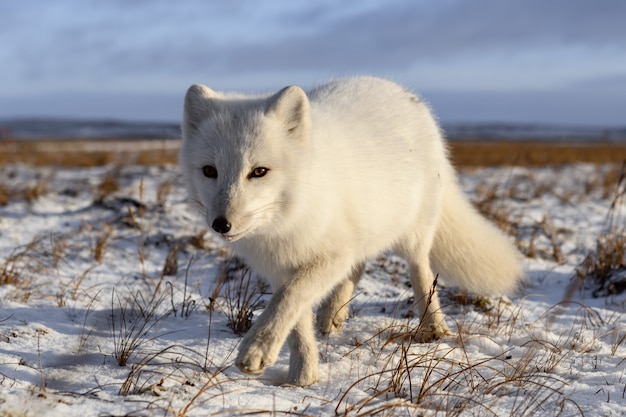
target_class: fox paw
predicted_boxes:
[236,334,278,376]
[317,306,348,335]
[413,324,452,343]
[287,364,319,387]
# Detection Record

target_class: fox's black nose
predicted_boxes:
[212,216,232,234]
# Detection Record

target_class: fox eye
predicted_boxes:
[249,167,269,178]
[202,165,217,178]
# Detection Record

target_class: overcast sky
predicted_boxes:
[1,0,625,125]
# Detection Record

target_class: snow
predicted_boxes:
[0,163,625,416]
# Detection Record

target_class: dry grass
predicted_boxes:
[470,170,571,263]
[110,283,168,367]
[0,139,179,166]
[450,141,626,166]
[0,239,37,286]
[576,163,626,297]
[2,138,626,167]
[334,315,583,417]
[0,236,45,302]
[209,257,269,335]
[0,182,8,206]
[93,224,113,263]
[0,172,49,206]
[96,170,120,201]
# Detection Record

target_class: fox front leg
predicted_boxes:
[236,309,319,386]
[235,281,299,377]
[235,258,352,385]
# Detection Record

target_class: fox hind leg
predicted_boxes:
[317,262,365,335]
[397,237,451,342]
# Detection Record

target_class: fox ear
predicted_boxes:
[183,84,219,136]
[265,86,311,140]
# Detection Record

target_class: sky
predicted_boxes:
[1,0,625,126]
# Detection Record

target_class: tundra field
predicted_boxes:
[0,139,625,416]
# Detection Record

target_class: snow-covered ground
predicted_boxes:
[0,163,624,416]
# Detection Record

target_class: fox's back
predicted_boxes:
[295,77,451,254]
[307,77,447,183]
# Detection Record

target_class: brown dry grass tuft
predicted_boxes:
[0,182,9,206]
[0,237,41,286]
[96,169,120,201]
[0,175,49,205]
[22,178,48,202]
[162,243,179,277]
[576,162,626,296]
[1,249,26,287]
[578,234,626,297]
[93,224,113,263]
[157,177,175,208]
[209,258,269,335]
[110,283,170,367]
[473,177,520,236]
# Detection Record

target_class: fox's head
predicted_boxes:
[180,84,312,242]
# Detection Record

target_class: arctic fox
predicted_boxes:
[179,76,522,386]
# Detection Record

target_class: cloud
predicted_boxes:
[213,0,626,76]
[571,73,626,94]
[5,0,626,88]
[2,0,626,124]
[424,88,626,126]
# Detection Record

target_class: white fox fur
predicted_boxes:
[179,76,523,386]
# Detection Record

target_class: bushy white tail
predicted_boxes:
[430,180,523,295]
